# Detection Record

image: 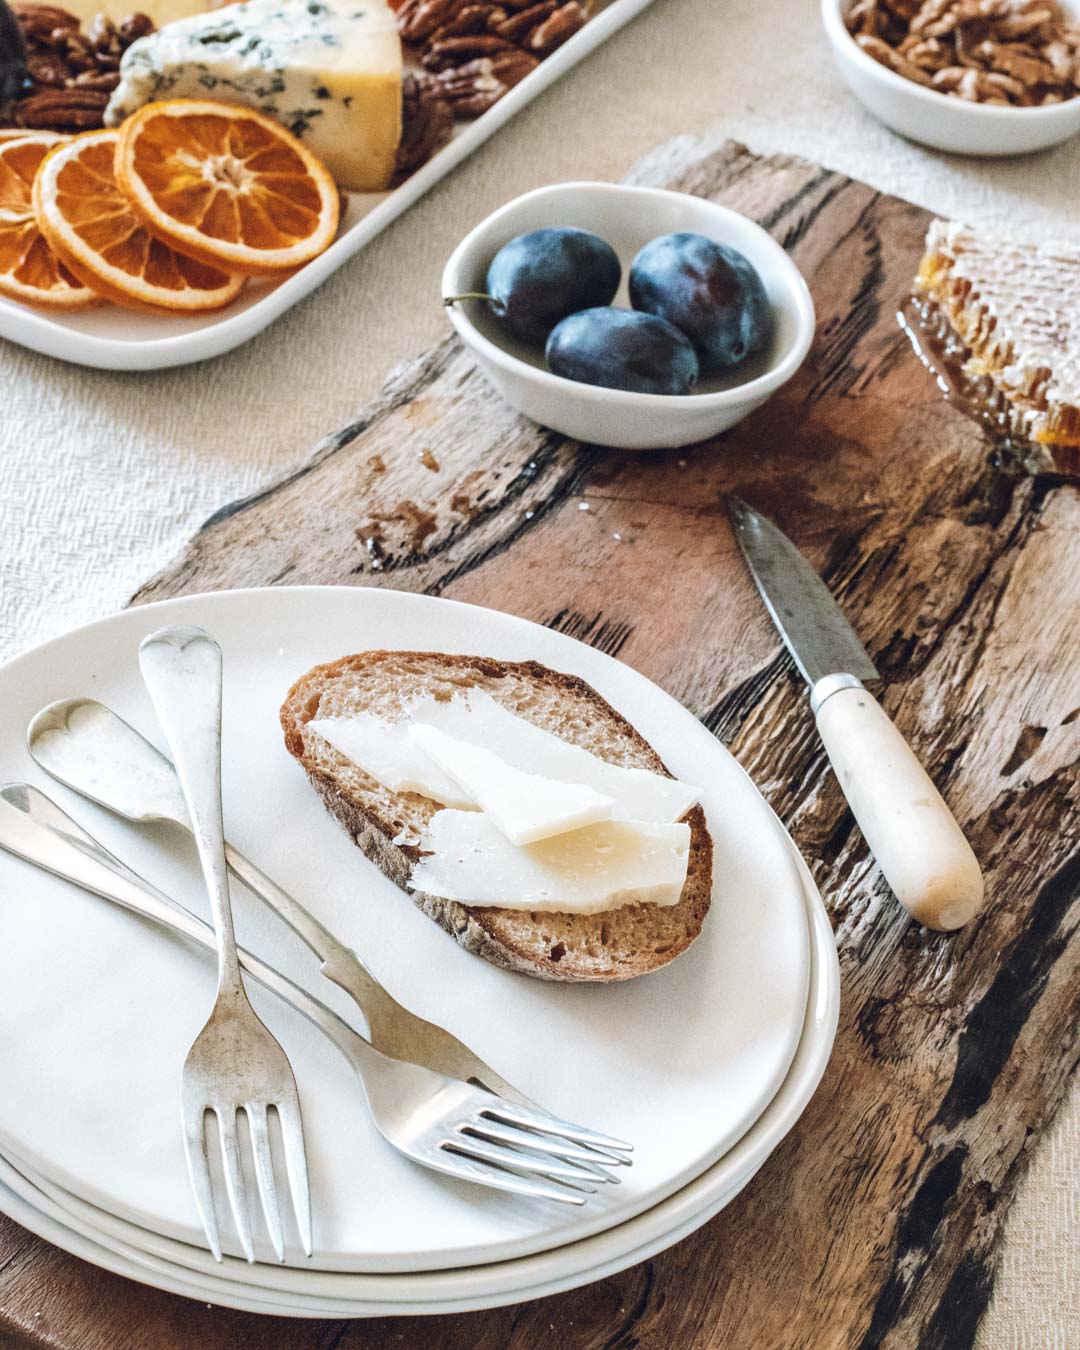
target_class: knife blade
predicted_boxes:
[729,497,878,687]
[729,497,984,932]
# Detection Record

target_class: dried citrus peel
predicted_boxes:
[33,130,245,314]
[0,134,98,310]
[114,101,340,276]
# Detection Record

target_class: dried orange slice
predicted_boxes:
[0,134,97,310]
[115,100,340,276]
[0,129,63,144]
[33,130,245,314]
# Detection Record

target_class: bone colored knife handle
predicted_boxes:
[811,677,984,931]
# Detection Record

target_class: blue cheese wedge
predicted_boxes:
[104,0,403,192]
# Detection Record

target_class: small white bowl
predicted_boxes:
[823,0,1080,156]
[441,182,815,451]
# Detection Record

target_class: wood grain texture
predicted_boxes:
[2,139,1077,1350]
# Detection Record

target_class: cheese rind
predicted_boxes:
[308,715,474,809]
[408,724,615,845]
[104,0,403,192]
[408,690,701,824]
[410,811,693,913]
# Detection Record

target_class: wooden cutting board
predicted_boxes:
[1,138,1077,1350]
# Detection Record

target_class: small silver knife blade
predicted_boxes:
[729,497,878,688]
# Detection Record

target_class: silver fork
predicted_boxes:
[26,698,575,1112]
[138,625,311,1265]
[0,784,629,1205]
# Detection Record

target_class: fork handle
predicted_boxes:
[139,626,243,998]
[223,844,414,1049]
[0,785,375,1069]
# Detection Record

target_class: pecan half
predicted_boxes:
[526,1,586,54]
[436,49,538,115]
[422,32,515,69]
[10,4,79,39]
[493,0,556,41]
[396,0,464,42]
[395,71,455,177]
[72,68,120,91]
[431,3,495,37]
[14,85,107,128]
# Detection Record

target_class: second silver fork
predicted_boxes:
[139,624,311,1264]
[0,784,629,1206]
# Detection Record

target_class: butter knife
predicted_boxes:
[729,497,983,931]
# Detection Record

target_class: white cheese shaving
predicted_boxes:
[410,810,692,913]
[408,723,614,845]
[407,690,700,824]
[308,715,474,809]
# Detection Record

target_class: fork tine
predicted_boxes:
[449,1133,598,1189]
[246,1104,285,1263]
[274,1097,313,1258]
[477,1102,634,1157]
[216,1108,256,1263]
[437,1143,587,1204]
[181,1099,222,1263]
[465,1117,621,1180]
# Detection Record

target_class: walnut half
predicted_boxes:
[845,0,1080,105]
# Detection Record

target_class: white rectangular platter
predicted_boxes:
[0,0,655,372]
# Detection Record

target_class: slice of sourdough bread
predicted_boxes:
[280,651,713,982]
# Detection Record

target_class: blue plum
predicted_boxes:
[545,308,699,396]
[629,232,772,373]
[0,0,29,105]
[482,228,621,342]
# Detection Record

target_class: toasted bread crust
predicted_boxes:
[281,651,713,981]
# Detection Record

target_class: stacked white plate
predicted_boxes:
[0,587,839,1317]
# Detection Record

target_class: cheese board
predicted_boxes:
[0,0,655,371]
[108,138,1075,1349]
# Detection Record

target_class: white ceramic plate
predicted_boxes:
[0,586,809,1273]
[0,1157,761,1317]
[0,0,655,372]
[0,828,837,1316]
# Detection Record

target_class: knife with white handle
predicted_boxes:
[729,497,984,931]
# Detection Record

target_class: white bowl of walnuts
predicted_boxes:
[823,0,1080,155]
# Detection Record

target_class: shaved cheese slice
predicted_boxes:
[308,716,474,809]
[410,810,692,913]
[408,724,614,845]
[408,690,700,823]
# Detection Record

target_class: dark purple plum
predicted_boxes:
[0,0,30,105]
[480,228,621,342]
[545,308,699,396]
[629,232,772,374]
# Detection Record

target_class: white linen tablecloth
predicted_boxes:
[0,0,1076,1343]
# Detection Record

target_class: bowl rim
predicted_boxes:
[822,0,1080,122]
[441,181,817,414]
